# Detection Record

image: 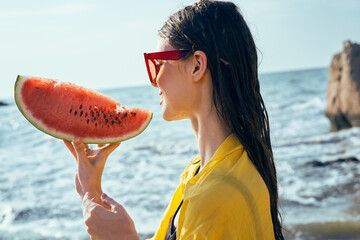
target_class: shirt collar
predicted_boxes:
[210,133,243,162]
[183,133,243,185]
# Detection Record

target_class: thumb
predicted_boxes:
[73,137,87,159]
[101,193,120,211]
[103,142,121,156]
[96,142,121,167]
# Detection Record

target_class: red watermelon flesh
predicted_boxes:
[14,75,152,144]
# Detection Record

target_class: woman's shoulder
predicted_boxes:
[183,154,274,239]
[218,147,269,193]
[187,150,271,212]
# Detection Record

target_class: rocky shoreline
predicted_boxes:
[0,101,8,106]
[325,41,360,131]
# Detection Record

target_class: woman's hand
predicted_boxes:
[83,192,140,240]
[64,140,139,239]
[63,138,120,200]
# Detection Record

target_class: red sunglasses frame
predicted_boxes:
[144,50,191,87]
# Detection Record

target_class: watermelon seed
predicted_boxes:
[80,111,83,117]
[69,109,72,113]
[93,117,96,121]
[87,119,90,124]
[103,114,107,118]
[95,123,97,127]
[74,111,78,116]
[133,113,136,117]
[117,120,121,124]
[80,105,83,109]
[97,113,100,117]
[85,112,88,118]
[105,119,108,123]
[109,114,112,117]
[111,120,115,125]
[123,112,127,117]
[91,111,94,117]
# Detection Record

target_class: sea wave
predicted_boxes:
[1,68,360,239]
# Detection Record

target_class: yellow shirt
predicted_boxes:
[148,134,275,240]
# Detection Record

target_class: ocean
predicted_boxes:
[0,67,359,240]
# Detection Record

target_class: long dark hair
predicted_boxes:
[159,0,284,239]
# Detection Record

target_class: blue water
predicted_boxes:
[1,68,360,239]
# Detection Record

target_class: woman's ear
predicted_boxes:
[191,50,207,83]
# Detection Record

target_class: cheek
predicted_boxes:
[157,62,195,104]
[160,74,188,98]
[157,63,181,91]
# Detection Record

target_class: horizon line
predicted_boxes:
[0,66,328,102]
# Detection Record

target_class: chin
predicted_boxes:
[161,105,186,121]
[162,110,176,121]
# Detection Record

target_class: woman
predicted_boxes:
[64,0,284,239]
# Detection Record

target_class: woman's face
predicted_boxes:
[156,38,199,121]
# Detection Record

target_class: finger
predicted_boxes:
[83,193,107,221]
[83,192,91,204]
[92,196,101,205]
[101,193,120,212]
[73,137,87,159]
[63,140,77,158]
[83,192,98,210]
[85,146,92,154]
[83,192,102,207]
[101,142,121,155]
[82,142,91,154]
[82,192,92,217]
[84,191,111,210]
[96,142,121,167]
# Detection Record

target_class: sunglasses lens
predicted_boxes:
[147,59,157,85]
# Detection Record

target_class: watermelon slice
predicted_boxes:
[14,75,152,144]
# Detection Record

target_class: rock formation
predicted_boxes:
[325,41,360,131]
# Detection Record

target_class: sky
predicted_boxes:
[1,0,360,99]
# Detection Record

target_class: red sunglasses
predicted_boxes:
[144,50,191,87]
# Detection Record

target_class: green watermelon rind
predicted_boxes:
[14,75,153,144]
